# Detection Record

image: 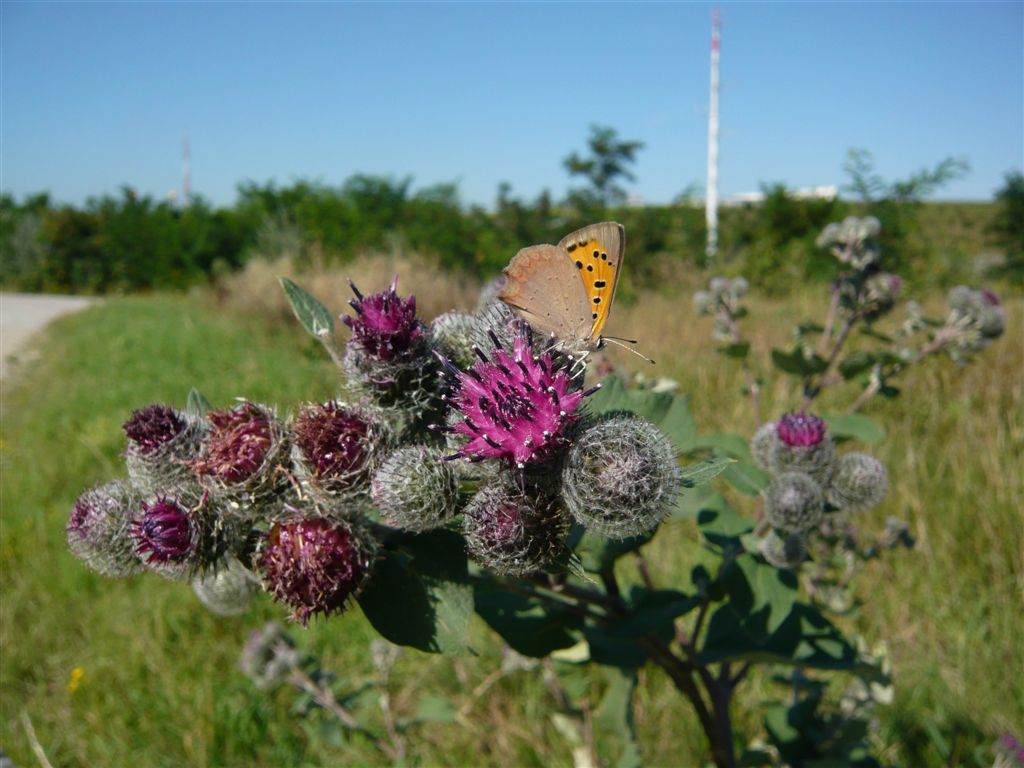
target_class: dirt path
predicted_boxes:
[1,293,95,381]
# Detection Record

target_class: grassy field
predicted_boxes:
[1,263,1021,767]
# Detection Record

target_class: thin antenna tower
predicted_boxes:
[182,130,191,207]
[706,9,721,262]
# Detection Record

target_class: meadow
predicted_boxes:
[1,254,1021,767]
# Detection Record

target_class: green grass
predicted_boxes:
[2,288,1021,767]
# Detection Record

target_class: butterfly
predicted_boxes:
[498,222,652,362]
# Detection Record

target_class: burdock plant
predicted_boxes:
[68,216,1006,768]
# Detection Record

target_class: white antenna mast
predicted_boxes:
[706,9,721,262]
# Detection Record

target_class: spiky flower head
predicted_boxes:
[124,404,205,496]
[463,483,568,577]
[764,472,825,533]
[862,272,902,320]
[371,446,461,532]
[192,557,260,616]
[777,412,826,447]
[431,311,478,370]
[291,400,392,504]
[190,401,287,508]
[341,279,440,420]
[67,481,144,577]
[239,622,302,690]
[692,290,714,316]
[132,496,195,565]
[561,415,681,539]
[260,517,376,625]
[826,452,888,513]
[817,216,881,270]
[772,412,836,485]
[441,327,594,468]
[750,421,779,472]
[124,404,186,454]
[342,277,424,361]
[758,531,807,570]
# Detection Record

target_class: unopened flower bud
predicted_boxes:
[191,401,288,508]
[772,412,836,485]
[260,518,376,624]
[692,290,714,316]
[124,404,205,495]
[291,401,392,505]
[826,452,888,512]
[240,622,302,690]
[371,446,461,532]
[562,416,681,539]
[431,311,478,370]
[133,496,194,565]
[463,483,568,577]
[758,531,807,569]
[749,421,779,472]
[67,481,144,577]
[192,557,260,616]
[764,472,824,533]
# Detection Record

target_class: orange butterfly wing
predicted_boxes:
[557,222,625,341]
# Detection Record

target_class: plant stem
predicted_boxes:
[287,665,401,763]
[804,312,858,406]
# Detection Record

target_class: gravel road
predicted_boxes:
[1,293,94,380]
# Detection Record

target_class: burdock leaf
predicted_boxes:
[358,530,472,656]
[280,277,335,339]
[474,583,584,658]
[824,413,885,444]
[679,456,734,488]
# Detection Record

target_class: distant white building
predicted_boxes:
[721,185,838,206]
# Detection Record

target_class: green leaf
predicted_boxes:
[595,668,643,768]
[657,393,698,452]
[823,413,885,444]
[473,582,584,658]
[357,530,472,655]
[771,348,828,376]
[185,387,213,417]
[722,460,771,496]
[721,553,798,634]
[608,587,699,639]
[686,432,752,462]
[569,525,655,573]
[679,456,734,488]
[280,277,335,339]
[698,603,875,674]
[588,378,698,453]
[697,495,753,539]
[838,351,876,379]
[717,341,751,359]
[671,484,719,520]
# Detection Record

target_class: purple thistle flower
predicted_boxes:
[776,411,828,448]
[441,329,593,468]
[132,497,194,564]
[292,402,371,482]
[191,402,272,484]
[342,278,424,361]
[123,404,186,455]
[981,289,1001,306]
[260,518,374,625]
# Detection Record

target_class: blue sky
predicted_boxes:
[2,2,1021,208]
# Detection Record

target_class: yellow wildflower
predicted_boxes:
[67,667,85,694]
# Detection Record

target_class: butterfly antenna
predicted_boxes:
[602,336,656,365]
